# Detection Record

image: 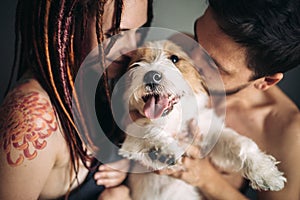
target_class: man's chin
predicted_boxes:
[210,83,250,96]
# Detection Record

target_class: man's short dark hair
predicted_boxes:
[209,0,300,79]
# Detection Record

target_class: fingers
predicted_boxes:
[95,170,123,180]
[185,144,202,159]
[94,170,127,187]
[96,177,125,188]
[100,159,130,172]
[98,164,115,172]
[155,168,184,179]
[94,160,130,188]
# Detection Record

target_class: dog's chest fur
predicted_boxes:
[128,170,200,200]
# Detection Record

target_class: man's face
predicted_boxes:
[193,7,254,95]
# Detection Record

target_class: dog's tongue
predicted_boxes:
[143,96,169,119]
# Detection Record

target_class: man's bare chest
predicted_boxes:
[224,106,271,148]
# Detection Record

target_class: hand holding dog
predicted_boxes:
[156,146,249,200]
[94,159,130,188]
[156,144,214,188]
[156,119,249,200]
[156,119,214,188]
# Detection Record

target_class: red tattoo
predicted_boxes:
[0,90,58,167]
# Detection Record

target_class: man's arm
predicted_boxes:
[257,114,300,200]
[157,145,249,200]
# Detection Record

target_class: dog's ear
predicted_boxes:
[128,45,158,68]
[195,70,209,95]
[164,41,209,95]
[128,49,142,66]
[200,79,209,95]
[180,63,209,95]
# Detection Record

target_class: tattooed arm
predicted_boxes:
[0,81,68,200]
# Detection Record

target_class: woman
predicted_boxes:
[0,0,153,199]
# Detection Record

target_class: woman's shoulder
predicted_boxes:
[2,78,51,106]
[0,78,62,167]
[0,79,55,127]
[0,79,77,199]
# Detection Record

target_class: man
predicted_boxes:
[159,0,300,199]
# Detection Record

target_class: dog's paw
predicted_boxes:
[245,154,287,191]
[148,147,176,165]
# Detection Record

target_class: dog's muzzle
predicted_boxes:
[140,70,180,119]
[143,70,162,92]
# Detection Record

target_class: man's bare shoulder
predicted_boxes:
[279,110,300,153]
[257,112,300,199]
[257,88,300,199]
[0,79,60,167]
[265,86,300,152]
[265,86,299,134]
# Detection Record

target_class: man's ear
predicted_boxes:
[254,73,283,91]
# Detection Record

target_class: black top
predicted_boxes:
[61,161,105,200]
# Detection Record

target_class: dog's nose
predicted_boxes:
[143,70,162,85]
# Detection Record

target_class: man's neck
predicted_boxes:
[224,84,273,109]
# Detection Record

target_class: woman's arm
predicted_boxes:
[0,88,60,199]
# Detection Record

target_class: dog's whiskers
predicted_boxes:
[144,84,164,94]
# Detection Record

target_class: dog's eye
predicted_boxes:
[170,55,179,63]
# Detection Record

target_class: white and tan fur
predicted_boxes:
[119,40,286,200]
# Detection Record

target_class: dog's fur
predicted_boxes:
[119,40,286,200]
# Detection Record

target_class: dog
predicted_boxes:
[118,40,286,200]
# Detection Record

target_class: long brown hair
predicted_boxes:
[6,0,149,180]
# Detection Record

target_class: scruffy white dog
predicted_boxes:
[118,40,286,200]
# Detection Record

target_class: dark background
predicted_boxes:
[0,0,299,107]
[0,0,18,102]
